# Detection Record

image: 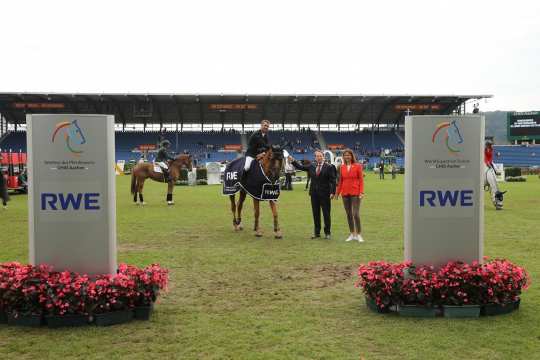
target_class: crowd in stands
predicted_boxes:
[268,129,319,156]
[3,128,539,168]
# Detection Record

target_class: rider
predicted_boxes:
[155,140,175,182]
[484,139,504,210]
[485,139,495,170]
[0,154,8,209]
[243,119,271,177]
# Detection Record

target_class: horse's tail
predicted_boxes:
[131,171,138,195]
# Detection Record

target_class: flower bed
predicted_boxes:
[0,262,168,327]
[356,259,529,317]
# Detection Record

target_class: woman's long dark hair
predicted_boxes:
[342,149,357,164]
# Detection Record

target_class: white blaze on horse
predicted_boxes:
[131,154,193,205]
[224,145,285,238]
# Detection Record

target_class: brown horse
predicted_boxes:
[131,154,193,205]
[229,145,284,238]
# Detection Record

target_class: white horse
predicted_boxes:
[484,164,506,210]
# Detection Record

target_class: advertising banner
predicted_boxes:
[27,114,116,275]
[404,115,484,267]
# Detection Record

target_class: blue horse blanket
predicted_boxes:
[222,157,280,201]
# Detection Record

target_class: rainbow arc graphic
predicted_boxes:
[431,120,463,155]
[51,120,87,156]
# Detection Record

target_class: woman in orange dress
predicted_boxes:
[335,149,364,242]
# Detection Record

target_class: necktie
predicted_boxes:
[316,164,322,176]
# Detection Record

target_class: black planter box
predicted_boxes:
[46,314,89,328]
[133,304,153,320]
[398,304,438,318]
[365,297,391,314]
[481,300,520,316]
[443,305,481,318]
[7,313,43,327]
[94,310,134,326]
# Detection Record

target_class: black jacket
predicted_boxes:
[155,147,175,163]
[292,161,336,196]
[246,130,270,157]
[0,173,8,202]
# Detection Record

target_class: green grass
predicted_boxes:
[1,173,539,359]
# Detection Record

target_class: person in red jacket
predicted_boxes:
[335,149,365,242]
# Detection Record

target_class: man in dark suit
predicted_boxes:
[289,151,336,239]
[244,119,271,172]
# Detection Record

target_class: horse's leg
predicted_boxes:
[167,181,174,205]
[237,190,247,230]
[131,173,139,204]
[253,199,262,237]
[269,200,282,239]
[138,179,146,205]
[229,194,238,231]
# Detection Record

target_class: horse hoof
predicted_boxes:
[274,231,283,239]
[238,225,244,231]
[141,202,147,206]
[255,232,263,237]
[167,201,174,205]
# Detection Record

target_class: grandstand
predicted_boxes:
[1,129,404,164]
[0,92,495,166]
[4,129,538,168]
[493,145,540,167]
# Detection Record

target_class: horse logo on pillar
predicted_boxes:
[51,120,87,156]
[431,120,464,156]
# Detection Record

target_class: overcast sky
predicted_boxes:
[1,0,538,111]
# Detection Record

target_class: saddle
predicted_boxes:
[222,157,280,201]
[154,161,170,174]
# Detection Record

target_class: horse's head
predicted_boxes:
[173,154,193,171]
[270,144,284,161]
[261,145,284,182]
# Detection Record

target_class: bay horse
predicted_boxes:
[229,145,284,238]
[131,154,193,205]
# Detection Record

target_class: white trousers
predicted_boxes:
[244,156,255,171]
[157,161,168,170]
[484,163,500,207]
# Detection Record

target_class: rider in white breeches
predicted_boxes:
[243,119,271,173]
[484,140,505,210]
[155,140,175,181]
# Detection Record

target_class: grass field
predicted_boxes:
[1,173,539,359]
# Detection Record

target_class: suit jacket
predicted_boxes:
[336,163,364,196]
[246,130,270,157]
[292,161,336,197]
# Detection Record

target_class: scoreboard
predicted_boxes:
[507,112,540,141]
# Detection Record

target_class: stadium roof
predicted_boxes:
[0,93,492,127]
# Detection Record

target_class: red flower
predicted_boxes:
[0,262,170,317]
[356,259,530,308]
